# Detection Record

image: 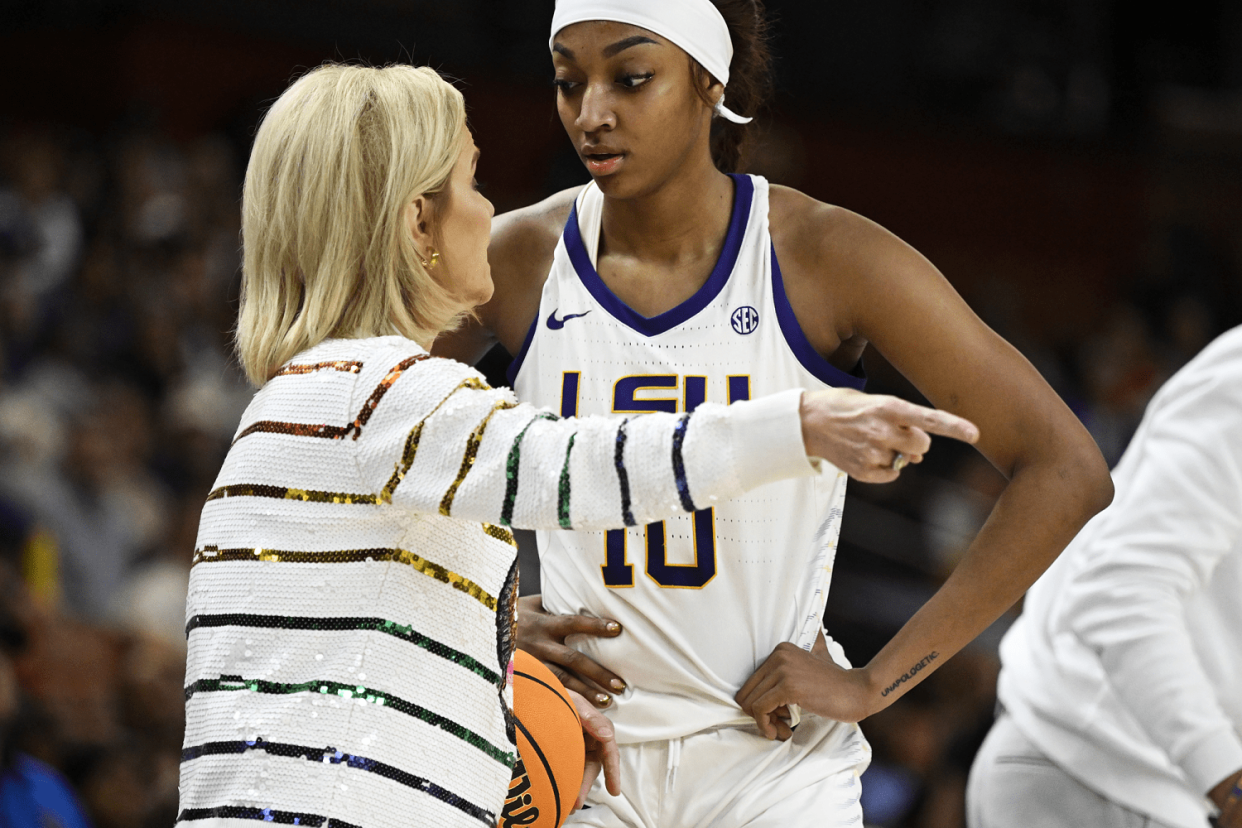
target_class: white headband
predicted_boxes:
[549,0,753,124]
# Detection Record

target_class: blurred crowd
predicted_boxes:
[0,123,248,826]
[0,114,1238,827]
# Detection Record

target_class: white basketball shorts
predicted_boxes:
[567,715,871,828]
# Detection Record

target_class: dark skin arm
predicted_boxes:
[735,188,1113,731]
[1211,769,1242,827]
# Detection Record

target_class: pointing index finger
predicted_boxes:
[913,406,979,444]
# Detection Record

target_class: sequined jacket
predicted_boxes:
[179,335,813,828]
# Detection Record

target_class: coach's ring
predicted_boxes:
[891,452,909,471]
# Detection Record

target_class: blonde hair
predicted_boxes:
[236,63,468,386]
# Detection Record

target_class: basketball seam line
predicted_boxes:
[513,716,562,828]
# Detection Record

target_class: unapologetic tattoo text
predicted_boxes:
[881,651,940,697]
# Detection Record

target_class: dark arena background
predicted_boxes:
[2,1,1240,826]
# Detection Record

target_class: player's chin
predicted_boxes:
[587,170,625,197]
[586,164,648,200]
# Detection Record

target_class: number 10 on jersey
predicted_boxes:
[560,371,751,589]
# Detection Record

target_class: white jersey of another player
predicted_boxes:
[510,174,863,744]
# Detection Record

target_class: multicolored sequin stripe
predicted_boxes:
[351,355,432,437]
[499,413,557,527]
[236,355,429,444]
[177,805,361,826]
[232,421,356,442]
[670,413,697,512]
[180,738,497,827]
[184,614,503,686]
[614,418,636,527]
[440,399,518,517]
[379,377,488,504]
[273,360,364,377]
[216,371,522,539]
[192,545,497,610]
[184,676,516,765]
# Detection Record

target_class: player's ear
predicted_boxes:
[692,60,724,111]
[405,195,436,261]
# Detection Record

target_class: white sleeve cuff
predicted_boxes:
[1181,727,1242,796]
[728,389,819,491]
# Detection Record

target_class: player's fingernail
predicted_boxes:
[595,693,610,705]
[610,679,625,691]
[605,621,621,633]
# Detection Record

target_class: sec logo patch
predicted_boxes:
[730,306,759,335]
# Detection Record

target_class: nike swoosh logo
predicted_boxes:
[547,310,592,330]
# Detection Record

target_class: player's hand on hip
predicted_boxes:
[517,595,626,708]
[566,689,622,810]
[799,388,979,483]
[735,642,875,738]
[1209,768,1242,827]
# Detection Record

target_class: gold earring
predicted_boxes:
[419,251,441,270]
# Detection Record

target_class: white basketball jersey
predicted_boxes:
[510,175,865,744]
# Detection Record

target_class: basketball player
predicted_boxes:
[435,1,1114,823]
[967,327,1242,828]
[181,62,985,828]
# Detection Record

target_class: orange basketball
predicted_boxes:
[499,650,586,828]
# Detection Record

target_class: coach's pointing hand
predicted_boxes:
[517,595,626,708]
[800,388,979,483]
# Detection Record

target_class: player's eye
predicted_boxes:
[552,78,580,94]
[472,179,485,192]
[618,72,654,89]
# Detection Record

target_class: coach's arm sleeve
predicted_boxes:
[353,352,816,531]
[1060,367,1242,797]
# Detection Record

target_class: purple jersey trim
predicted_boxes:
[770,245,867,390]
[562,174,754,337]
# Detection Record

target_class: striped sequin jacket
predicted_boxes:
[179,335,814,828]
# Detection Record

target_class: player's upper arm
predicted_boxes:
[782,192,1105,491]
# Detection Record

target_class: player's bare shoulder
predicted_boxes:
[767,183,931,305]
[766,186,870,348]
[767,184,892,274]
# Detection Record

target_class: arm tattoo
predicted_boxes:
[880,651,940,697]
